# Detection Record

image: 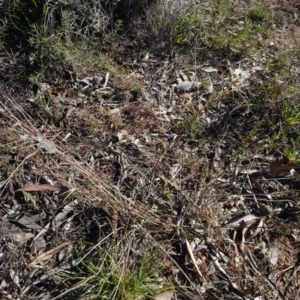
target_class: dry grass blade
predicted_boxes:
[27,242,70,268]
[0,91,163,224]
[15,184,66,192]
[186,239,204,281]
[176,287,204,300]
[247,250,285,299]
[111,210,119,237]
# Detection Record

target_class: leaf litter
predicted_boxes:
[1,1,300,299]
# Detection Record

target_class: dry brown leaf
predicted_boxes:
[179,70,189,81]
[225,214,260,229]
[268,246,279,266]
[178,92,193,99]
[34,200,78,241]
[290,168,300,180]
[10,231,35,242]
[16,184,66,192]
[270,159,299,176]
[233,154,240,179]
[154,292,174,300]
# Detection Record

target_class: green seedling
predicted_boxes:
[282,104,300,126]
[23,191,39,211]
[284,138,300,163]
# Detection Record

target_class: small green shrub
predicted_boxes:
[59,241,168,300]
[282,104,300,127]
[170,0,272,59]
[184,119,204,139]
[284,138,300,163]
[175,12,198,46]
[247,5,272,23]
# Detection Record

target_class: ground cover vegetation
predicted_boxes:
[0,0,300,299]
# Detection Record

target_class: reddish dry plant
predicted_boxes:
[124,102,156,118]
[268,219,296,236]
[79,144,90,153]
[134,118,162,133]
[124,102,161,133]
[111,210,119,237]
[116,77,142,91]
